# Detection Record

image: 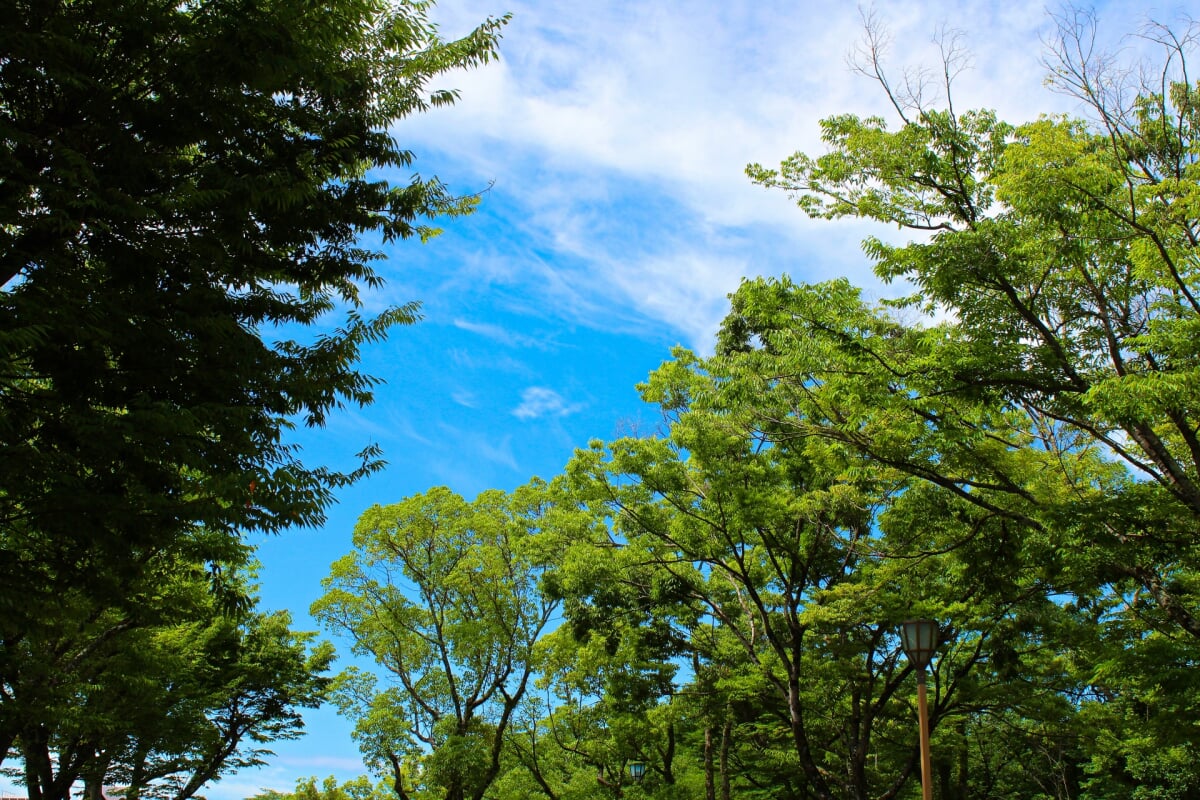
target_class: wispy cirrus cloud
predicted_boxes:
[512,386,585,420]
[447,347,532,374]
[451,389,478,408]
[453,318,554,349]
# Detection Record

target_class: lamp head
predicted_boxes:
[900,619,938,670]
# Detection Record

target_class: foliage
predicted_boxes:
[3,563,331,800]
[482,9,1200,800]
[553,312,1090,800]
[250,774,396,800]
[313,481,573,800]
[738,7,1200,796]
[746,8,1200,634]
[1,0,505,795]
[0,0,506,609]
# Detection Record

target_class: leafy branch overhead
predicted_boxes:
[1,0,506,797]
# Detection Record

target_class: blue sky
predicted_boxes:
[49,0,1176,796]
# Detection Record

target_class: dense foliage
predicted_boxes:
[1,0,505,796]
[314,483,572,800]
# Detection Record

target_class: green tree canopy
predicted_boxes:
[1,0,506,610]
[313,481,575,800]
[736,9,1200,796]
[1,0,506,794]
[7,559,331,800]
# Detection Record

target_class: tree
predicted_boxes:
[552,332,1081,800]
[502,592,696,800]
[105,609,333,800]
[740,7,1200,794]
[497,689,689,800]
[7,560,331,800]
[1,0,506,608]
[313,481,572,800]
[745,8,1200,640]
[250,774,396,800]
[1,0,506,791]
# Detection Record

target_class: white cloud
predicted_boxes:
[416,0,1089,219]
[404,0,1157,352]
[512,386,585,420]
[593,249,746,354]
[447,347,532,374]
[453,318,553,349]
[459,430,520,471]
[451,389,478,407]
[425,427,522,488]
[381,410,437,447]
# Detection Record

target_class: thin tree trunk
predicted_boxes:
[704,725,715,800]
[720,719,732,800]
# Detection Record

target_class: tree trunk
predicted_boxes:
[704,725,715,800]
[720,719,732,800]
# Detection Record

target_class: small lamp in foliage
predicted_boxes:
[900,619,938,800]
[627,761,647,783]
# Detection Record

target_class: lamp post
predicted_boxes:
[900,619,938,800]
[627,761,647,783]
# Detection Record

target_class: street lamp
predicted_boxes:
[900,619,938,800]
[627,761,647,783]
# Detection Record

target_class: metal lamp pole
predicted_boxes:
[901,619,938,800]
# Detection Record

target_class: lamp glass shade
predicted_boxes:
[900,619,938,670]
[628,761,647,782]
